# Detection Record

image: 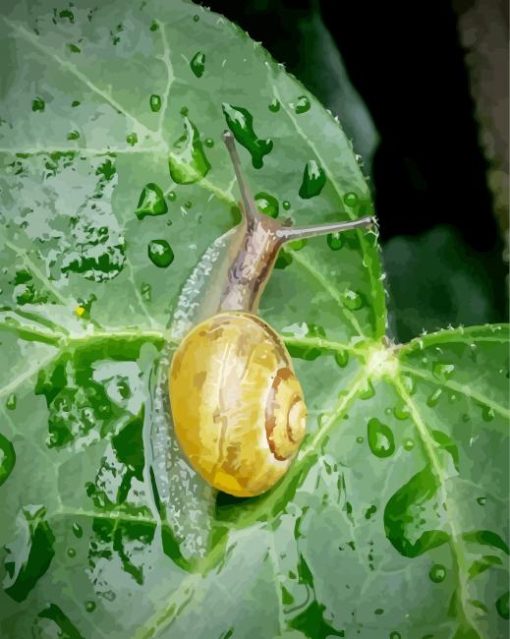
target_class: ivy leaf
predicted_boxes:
[0,2,507,639]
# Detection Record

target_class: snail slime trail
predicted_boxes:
[168,132,374,497]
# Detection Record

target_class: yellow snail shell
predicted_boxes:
[169,311,307,497]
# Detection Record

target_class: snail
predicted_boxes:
[168,132,373,498]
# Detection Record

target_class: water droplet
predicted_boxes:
[67,43,81,53]
[393,403,410,420]
[268,98,280,112]
[365,505,377,520]
[150,20,159,31]
[275,250,292,269]
[3,506,55,601]
[374,608,384,615]
[327,232,343,250]
[0,433,16,486]
[167,191,176,201]
[85,601,96,613]
[294,95,311,114]
[433,362,455,380]
[193,14,200,22]
[255,192,279,218]
[356,436,364,444]
[32,97,45,112]
[389,632,402,639]
[401,374,416,395]
[67,130,80,140]
[150,94,161,112]
[334,349,349,368]
[426,388,443,407]
[67,547,76,558]
[204,137,214,148]
[6,393,16,410]
[169,116,211,183]
[342,289,364,310]
[429,564,446,583]
[367,418,395,458]
[71,100,80,107]
[282,200,291,210]
[72,523,83,538]
[59,9,75,23]
[141,282,152,302]
[135,183,168,219]
[359,379,375,400]
[403,438,414,451]
[148,240,174,268]
[476,496,486,506]
[482,406,495,422]
[126,132,138,146]
[496,591,509,620]
[190,51,206,78]
[344,192,359,207]
[299,160,326,199]
[288,239,307,251]
[184,200,193,209]
[222,103,273,169]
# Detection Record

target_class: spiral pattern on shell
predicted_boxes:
[169,311,307,497]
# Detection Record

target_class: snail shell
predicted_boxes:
[169,311,307,497]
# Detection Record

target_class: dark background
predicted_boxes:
[204,0,508,342]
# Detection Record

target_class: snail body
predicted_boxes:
[168,132,373,497]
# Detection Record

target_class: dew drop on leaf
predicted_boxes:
[403,438,414,451]
[476,496,486,506]
[135,183,168,219]
[327,232,343,250]
[294,95,311,114]
[426,388,443,407]
[0,433,16,486]
[222,103,273,169]
[141,282,152,302]
[126,132,138,146]
[400,373,416,395]
[204,137,214,148]
[72,523,83,538]
[268,98,280,112]
[482,406,495,422]
[393,403,410,420]
[150,20,159,31]
[429,564,446,583]
[193,14,200,22]
[496,591,509,619]
[3,506,55,602]
[334,349,349,368]
[389,632,402,639]
[67,130,80,140]
[359,379,375,400]
[342,289,364,311]
[282,200,291,210]
[148,240,174,268]
[85,601,96,613]
[167,190,177,201]
[299,160,326,199]
[344,192,359,207]
[356,436,364,444]
[255,192,279,218]
[71,100,80,107]
[433,362,455,380]
[168,116,211,184]
[367,418,395,458]
[32,97,45,112]
[190,51,206,77]
[6,393,16,410]
[149,94,161,112]
[67,547,76,558]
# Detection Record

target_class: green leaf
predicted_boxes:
[0,2,507,639]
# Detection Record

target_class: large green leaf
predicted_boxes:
[0,2,508,638]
